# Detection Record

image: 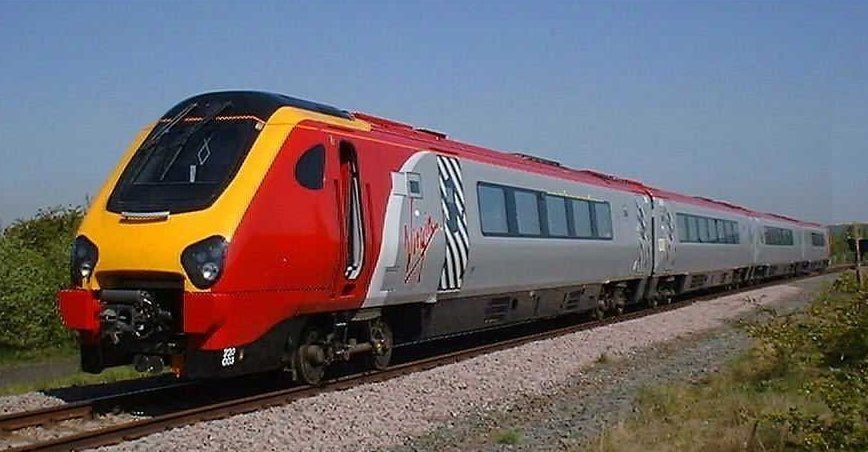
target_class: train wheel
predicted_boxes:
[647,297,658,308]
[294,327,327,385]
[593,306,606,321]
[367,318,393,371]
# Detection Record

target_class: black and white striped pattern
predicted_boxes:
[437,155,469,291]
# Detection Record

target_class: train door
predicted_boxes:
[336,140,366,295]
[750,218,762,266]
[366,151,449,306]
[633,194,653,275]
[652,198,676,274]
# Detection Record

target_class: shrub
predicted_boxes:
[744,273,867,450]
[0,206,83,352]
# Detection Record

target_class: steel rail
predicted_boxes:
[8,267,851,451]
[0,380,196,433]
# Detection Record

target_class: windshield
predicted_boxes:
[107,97,266,214]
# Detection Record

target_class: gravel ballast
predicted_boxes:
[106,274,833,452]
[0,392,64,416]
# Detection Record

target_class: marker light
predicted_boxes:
[70,236,99,286]
[181,236,228,289]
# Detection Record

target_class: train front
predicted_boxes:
[57,92,319,378]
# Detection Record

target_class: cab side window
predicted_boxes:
[295,144,325,189]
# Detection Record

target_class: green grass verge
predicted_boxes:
[592,352,827,451]
[591,275,867,451]
[0,366,147,396]
[0,344,78,368]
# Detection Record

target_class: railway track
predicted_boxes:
[1,268,850,451]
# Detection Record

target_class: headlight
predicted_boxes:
[70,236,99,286]
[181,236,228,289]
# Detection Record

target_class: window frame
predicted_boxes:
[294,144,326,190]
[676,213,740,245]
[477,181,613,240]
[763,226,795,246]
[544,194,570,238]
[477,183,510,235]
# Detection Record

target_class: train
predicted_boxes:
[57,91,829,383]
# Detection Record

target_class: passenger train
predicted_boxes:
[58,92,829,383]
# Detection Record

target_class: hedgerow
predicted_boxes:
[0,206,82,352]
[744,273,867,449]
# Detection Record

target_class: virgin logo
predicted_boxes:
[404,215,440,283]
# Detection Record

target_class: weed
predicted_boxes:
[494,429,522,445]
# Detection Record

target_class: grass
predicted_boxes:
[591,353,827,451]
[0,343,77,367]
[0,345,149,396]
[0,365,147,396]
[494,428,522,445]
[588,278,867,451]
[596,352,611,364]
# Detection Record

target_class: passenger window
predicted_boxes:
[295,144,325,189]
[545,195,569,237]
[716,220,726,243]
[677,214,689,242]
[478,184,509,234]
[514,190,541,235]
[708,219,719,243]
[688,216,699,242]
[572,199,593,237]
[698,218,710,243]
[593,202,613,238]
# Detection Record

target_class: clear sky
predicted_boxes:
[0,1,866,226]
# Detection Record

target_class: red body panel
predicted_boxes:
[198,121,417,350]
[57,289,100,332]
[59,102,824,360]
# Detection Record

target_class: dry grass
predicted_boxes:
[587,351,829,452]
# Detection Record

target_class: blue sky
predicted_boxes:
[0,1,866,225]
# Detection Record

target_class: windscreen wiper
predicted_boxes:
[142,102,198,152]
[158,101,232,181]
[126,102,199,183]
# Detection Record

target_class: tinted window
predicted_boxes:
[107,100,263,214]
[708,219,719,243]
[811,232,825,247]
[697,218,709,242]
[478,185,509,234]
[572,199,593,237]
[677,214,689,242]
[593,202,613,238]
[295,145,325,189]
[688,216,699,242]
[514,190,541,235]
[764,226,794,246]
[678,214,739,245]
[723,221,734,244]
[545,195,569,237]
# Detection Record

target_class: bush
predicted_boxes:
[744,273,867,450]
[0,206,83,352]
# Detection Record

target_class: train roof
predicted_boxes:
[348,111,824,228]
[238,91,819,229]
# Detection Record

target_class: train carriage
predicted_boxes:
[57,91,830,383]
